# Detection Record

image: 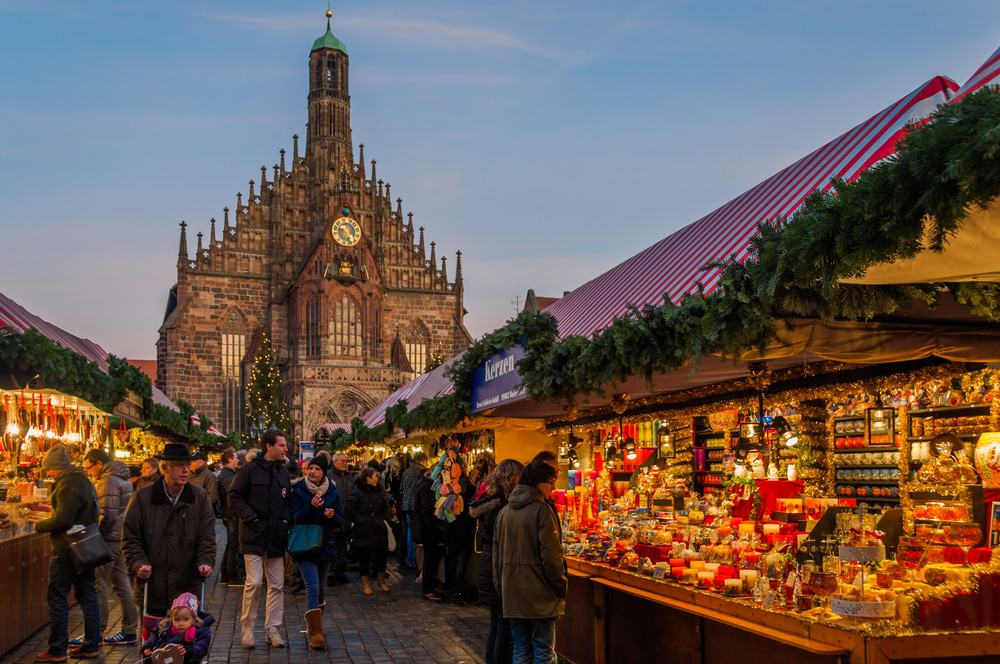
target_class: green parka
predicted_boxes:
[35,468,99,555]
[492,484,567,619]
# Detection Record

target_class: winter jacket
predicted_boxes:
[328,468,354,517]
[469,491,505,605]
[286,480,343,562]
[35,469,99,556]
[188,466,219,507]
[95,460,133,541]
[141,612,214,664]
[411,472,444,546]
[216,466,237,518]
[227,455,291,558]
[399,463,425,512]
[493,484,567,620]
[122,480,216,615]
[345,479,390,551]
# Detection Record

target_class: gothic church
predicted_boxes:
[157,14,471,439]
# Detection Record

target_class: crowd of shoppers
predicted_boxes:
[27,433,568,664]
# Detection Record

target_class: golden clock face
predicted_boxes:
[331,216,361,247]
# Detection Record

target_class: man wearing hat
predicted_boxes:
[30,444,102,662]
[122,443,216,618]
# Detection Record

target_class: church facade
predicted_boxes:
[156,17,471,439]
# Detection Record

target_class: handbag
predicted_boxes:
[385,520,397,553]
[287,518,323,554]
[67,523,112,572]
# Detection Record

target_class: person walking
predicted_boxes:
[81,448,139,647]
[228,429,291,649]
[346,466,391,595]
[30,444,102,662]
[187,452,219,514]
[327,453,353,585]
[399,452,426,569]
[470,459,523,664]
[412,466,445,601]
[133,457,161,492]
[493,461,566,664]
[287,455,342,649]
[216,449,243,586]
[121,443,216,619]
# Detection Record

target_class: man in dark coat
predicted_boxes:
[412,469,445,601]
[122,444,216,621]
[493,461,566,664]
[399,452,427,569]
[215,449,243,585]
[326,453,354,585]
[31,444,102,662]
[228,429,291,649]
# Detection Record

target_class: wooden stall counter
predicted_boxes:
[0,532,52,656]
[558,557,1000,664]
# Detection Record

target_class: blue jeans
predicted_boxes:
[296,559,331,610]
[404,513,416,566]
[510,617,556,664]
[48,553,100,655]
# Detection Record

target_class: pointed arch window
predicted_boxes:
[404,322,429,378]
[219,309,247,434]
[332,294,361,357]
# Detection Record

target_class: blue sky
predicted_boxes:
[1,1,998,359]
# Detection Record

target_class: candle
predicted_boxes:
[668,558,685,568]
[703,562,721,574]
[689,560,706,570]
[762,523,781,536]
[739,569,758,593]
[671,567,685,580]
[738,522,756,537]
[725,578,743,593]
[717,565,737,578]
[697,571,715,588]
[681,568,699,585]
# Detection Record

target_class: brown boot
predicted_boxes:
[304,609,326,650]
[361,576,374,595]
[376,573,389,592]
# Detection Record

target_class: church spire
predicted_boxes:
[418,226,425,259]
[196,232,204,262]
[429,241,436,272]
[177,221,189,268]
[223,207,231,235]
[358,144,365,176]
[454,250,463,286]
[209,217,217,247]
[440,255,448,284]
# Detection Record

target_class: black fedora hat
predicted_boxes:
[157,442,196,462]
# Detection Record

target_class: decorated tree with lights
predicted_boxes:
[244,333,292,438]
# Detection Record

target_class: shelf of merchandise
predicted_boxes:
[832,446,900,453]
[907,403,991,417]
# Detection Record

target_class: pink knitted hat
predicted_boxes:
[171,592,199,613]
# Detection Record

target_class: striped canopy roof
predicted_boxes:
[950,46,1000,104]
[362,356,457,428]
[0,291,177,410]
[543,76,959,339]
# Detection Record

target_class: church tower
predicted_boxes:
[307,9,353,172]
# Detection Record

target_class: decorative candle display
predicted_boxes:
[697,571,715,588]
[682,568,699,585]
[738,522,756,538]
[689,560,706,570]
[740,569,759,593]
[762,523,781,536]
[703,562,721,574]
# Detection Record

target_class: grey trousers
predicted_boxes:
[96,540,139,634]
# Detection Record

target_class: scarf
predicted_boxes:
[170,624,196,643]
[304,476,329,497]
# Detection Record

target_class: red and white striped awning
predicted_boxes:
[0,291,178,411]
[1,291,111,370]
[950,46,1000,104]
[543,76,959,339]
[319,422,351,435]
[362,356,458,428]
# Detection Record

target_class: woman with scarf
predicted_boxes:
[287,456,342,650]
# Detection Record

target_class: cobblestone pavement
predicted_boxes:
[7,530,488,664]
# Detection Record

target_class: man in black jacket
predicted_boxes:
[228,430,291,650]
[31,444,102,662]
[326,453,354,585]
[216,449,243,585]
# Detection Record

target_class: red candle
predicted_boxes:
[668,558,685,568]
[717,565,737,578]
[671,567,685,580]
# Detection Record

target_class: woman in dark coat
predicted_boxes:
[346,466,392,596]
[469,459,523,664]
[287,456,342,649]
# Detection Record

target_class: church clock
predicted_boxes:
[331,215,361,247]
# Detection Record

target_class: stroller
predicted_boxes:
[138,581,214,664]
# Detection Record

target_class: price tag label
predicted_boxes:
[652,567,667,579]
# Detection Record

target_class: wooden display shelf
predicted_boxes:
[561,557,1000,664]
[835,480,900,486]
[0,532,52,657]
[835,464,900,469]
[834,446,901,453]
[908,403,990,416]
[906,434,981,442]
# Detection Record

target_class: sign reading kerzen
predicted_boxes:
[471,345,528,413]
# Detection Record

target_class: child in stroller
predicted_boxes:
[141,592,214,664]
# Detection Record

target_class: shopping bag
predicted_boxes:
[66,523,112,572]
[385,520,397,553]
[288,523,324,553]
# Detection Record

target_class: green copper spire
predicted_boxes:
[312,8,348,54]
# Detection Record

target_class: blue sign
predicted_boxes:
[471,344,528,413]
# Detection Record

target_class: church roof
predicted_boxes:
[312,28,348,54]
